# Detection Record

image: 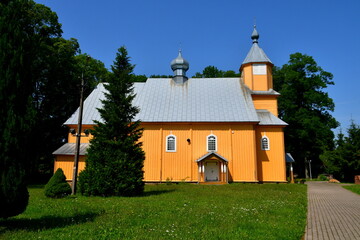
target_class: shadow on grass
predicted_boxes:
[27,185,45,189]
[141,189,175,197]
[0,212,99,234]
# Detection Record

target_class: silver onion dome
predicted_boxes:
[171,50,189,71]
[251,25,259,43]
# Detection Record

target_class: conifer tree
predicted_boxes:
[79,47,145,196]
[321,121,360,182]
[0,0,36,218]
[44,168,71,198]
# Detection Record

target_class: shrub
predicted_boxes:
[318,174,328,181]
[0,171,29,218]
[44,168,71,198]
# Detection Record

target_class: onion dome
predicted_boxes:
[251,25,259,43]
[171,50,189,71]
[171,50,189,84]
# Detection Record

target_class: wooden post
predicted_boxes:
[71,73,84,195]
[290,162,294,183]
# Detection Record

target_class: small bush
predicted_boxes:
[318,174,329,181]
[294,178,306,184]
[44,168,71,198]
[165,177,173,185]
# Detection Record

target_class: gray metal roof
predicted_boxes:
[242,27,272,65]
[242,43,272,64]
[256,109,287,126]
[251,89,280,96]
[65,82,145,125]
[53,143,89,155]
[196,152,229,162]
[65,78,264,124]
[286,153,295,163]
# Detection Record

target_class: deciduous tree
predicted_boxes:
[193,66,240,78]
[273,53,338,177]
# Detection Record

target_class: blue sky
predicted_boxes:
[36,0,360,133]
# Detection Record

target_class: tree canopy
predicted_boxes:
[193,66,240,78]
[1,0,110,218]
[321,121,360,182]
[0,0,36,218]
[79,47,145,197]
[273,52,338,177]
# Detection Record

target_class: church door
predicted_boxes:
[205,162,219,181]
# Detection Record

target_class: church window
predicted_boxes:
[166,135,176,152]
[253,64,266,75]
[261,136,270,150]
[207,134,217,152]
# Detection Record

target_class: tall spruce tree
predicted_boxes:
[273,53,338,178]
[321,121,360,182]
[0,0,36,218]
[78,47,145,196]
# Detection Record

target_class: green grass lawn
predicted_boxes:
[343,184,360,195]
[0,184,307,240]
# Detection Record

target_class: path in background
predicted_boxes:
[305,181,360,240]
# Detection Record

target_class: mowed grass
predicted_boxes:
[343,184,360,195]
[0,184,307,240]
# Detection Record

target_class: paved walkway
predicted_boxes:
[305,181,360,240]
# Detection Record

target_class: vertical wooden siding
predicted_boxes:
[140,123,263,182]
[241,64,273,91]
[231,124,258,182]
[252,96,279,116]
[161,124,192,181]
[54,155,85,181]
[256,126,286,182]
[140,125,162,181]
[55,122,286,183]
[67,124,93,143]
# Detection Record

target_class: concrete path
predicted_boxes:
[305,181,360,240]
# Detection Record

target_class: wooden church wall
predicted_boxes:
[255,126,286,182]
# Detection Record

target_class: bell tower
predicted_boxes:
[240,26,273,91]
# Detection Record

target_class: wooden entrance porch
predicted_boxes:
[196,152,229,184]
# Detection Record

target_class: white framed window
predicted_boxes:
[166,135,176,152]
[252,64,267,75]
[207,134,217,152]
[261,135,270,150]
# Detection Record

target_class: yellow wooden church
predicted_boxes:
[53,27,287,184]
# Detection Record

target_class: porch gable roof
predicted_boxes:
[195,152,229,163]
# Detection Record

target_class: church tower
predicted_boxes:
[240,26,273,91]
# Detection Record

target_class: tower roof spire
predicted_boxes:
[242,25,272,65]
[251,25,259,43]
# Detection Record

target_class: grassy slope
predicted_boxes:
[343,185,360,195]
[0,184,307,240]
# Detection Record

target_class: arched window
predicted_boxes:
[261,136,270,150]
[166,135,176,152]
[207,134,217,152]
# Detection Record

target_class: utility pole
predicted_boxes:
[71,72,85,195]
[305,157,309,179]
